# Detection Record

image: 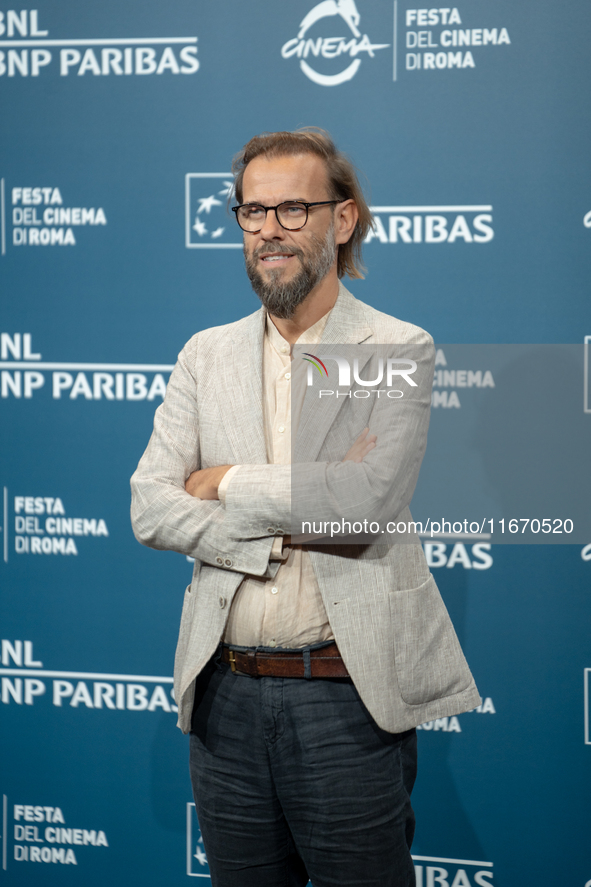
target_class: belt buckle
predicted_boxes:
[228,650,237,673]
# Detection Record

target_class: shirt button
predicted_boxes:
[224,558,232,567]
[271,587,278,595]
[280,345,289,354]
[284,372,291,380]
[215,556,223,565]
[278,425,285,433]
[269,639,277,647]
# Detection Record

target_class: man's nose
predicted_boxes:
[259,207,285,239]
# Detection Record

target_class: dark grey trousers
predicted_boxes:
[190,655,417,887]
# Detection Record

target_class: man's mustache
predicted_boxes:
[252,243,304,261]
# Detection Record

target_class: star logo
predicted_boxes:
[185,173,242,249]
[197,194,223,214]
[194,843,207,866]
[186,803,211,876]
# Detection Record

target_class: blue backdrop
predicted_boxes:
[1,1,590,885]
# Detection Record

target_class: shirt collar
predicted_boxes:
[265,308,332,353]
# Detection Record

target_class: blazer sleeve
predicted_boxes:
[130,341,276,577]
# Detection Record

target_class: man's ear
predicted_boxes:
[335,199,359,245]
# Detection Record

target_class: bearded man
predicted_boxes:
[131,129,480,887]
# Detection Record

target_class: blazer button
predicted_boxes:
[224,558,232,567]
[219,596,226,609]
[266,526,275,534]
[276,528,284,535]
[215,556,223,565]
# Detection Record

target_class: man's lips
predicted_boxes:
[259,252,295,265]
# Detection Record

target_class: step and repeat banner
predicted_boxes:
[1,1,590,885]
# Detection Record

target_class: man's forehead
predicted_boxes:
[242,153,329,197]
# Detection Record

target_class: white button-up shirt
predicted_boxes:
[220,311,334,649]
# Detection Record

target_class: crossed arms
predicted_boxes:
[130,337,434,575]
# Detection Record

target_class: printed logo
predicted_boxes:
[2,795,108,869]
[186,803,210,879]
[417,697,496,732]
[412,855,494,886]
[423,543,493,570]
[281,0,389,87]
[365,205,494,246]
[3,489,109,560]
[0,639,177,714]
[0,9,198,79]
[0,332,172,402]
[185,174,241,249]
[302,353,329,378]
[430,348,495,410]
[404,7,510,73]
[303,353,418,390]
[0,181,106,252]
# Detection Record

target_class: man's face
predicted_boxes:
[241,153,338,319]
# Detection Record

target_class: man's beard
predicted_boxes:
[244,223,337,320]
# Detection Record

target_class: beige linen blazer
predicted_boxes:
[130,284,481,733]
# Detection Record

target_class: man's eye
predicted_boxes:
[245,206,264,217]
[284,204,306,215]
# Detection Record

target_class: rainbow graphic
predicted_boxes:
[302,352,328,377]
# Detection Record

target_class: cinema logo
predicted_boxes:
[417,697,496,732]
[3,490,108,559]
[412,855,494,886]
[365,205,494,245]
[0,639,177,714]
[404,6,510,73]
[0,8,198,78]
[6,185,107,248]
[0,333,172,401]
[430,348,495,410]
[1,797,108,869]
[281,0,389,87]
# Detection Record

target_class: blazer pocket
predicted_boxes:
[389,575,472,706]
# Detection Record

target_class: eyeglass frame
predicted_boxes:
[231,200,340,233]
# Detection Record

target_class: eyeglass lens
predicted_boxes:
[237,202,308,231]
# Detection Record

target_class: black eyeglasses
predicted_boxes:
[232,200,339,233]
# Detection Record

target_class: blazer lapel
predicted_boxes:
[216,286,375,466]
[320,282,373,347]
[216,308,268,464]
[295,284,375,463]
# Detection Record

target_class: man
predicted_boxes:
[131,128,480,887]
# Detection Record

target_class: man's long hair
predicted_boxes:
[232,128,374,280]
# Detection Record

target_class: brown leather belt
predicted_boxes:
[221,642,349,679]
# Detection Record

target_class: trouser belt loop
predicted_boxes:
[303,648,312,680]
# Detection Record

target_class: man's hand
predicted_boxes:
[343,427,377,463]
[184,428,374,507]
[185,465,234,500]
